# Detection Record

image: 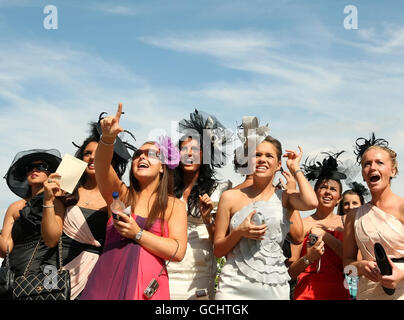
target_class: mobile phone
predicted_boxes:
[308,233,318,246]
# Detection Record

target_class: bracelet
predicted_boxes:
[293,169,303,177]
[99,135,116,146]
[204,218,215,227]
[42,204,55,208]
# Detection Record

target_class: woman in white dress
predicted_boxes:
[214,135,317,300]
[167,109,232,300]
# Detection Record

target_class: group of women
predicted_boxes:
[0,104,403,300]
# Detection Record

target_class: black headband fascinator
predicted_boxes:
[72,112,137,159]
[354,132,389,163]
[302,151,347,181]
[348,181,369,198]
[72,112,137,179]
[178,109,232,168]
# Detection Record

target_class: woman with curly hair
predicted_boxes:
[167,109,232,300]
[40,113,135,299]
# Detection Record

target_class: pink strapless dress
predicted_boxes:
[80,214,169,300]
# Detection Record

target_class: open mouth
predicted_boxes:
[256,166,268,172]
[138,163,150,169]
[369,175,381,183]
[88,163,95,169]
[183,158,195,165]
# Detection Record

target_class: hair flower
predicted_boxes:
[156,135,180,169]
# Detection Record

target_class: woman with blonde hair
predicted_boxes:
[343,133,404,300]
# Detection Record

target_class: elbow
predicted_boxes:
[307,198,318,210]
[44,238,59,248]
[213,245,225,259]
[173,251,186,262]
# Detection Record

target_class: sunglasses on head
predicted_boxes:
[25,162,49,173]
[133,149,160,160]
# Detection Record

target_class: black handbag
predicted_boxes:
[12,237,71,300]
[0,247,15,297]
[374,242,395,296]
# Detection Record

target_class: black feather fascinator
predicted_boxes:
[178,109,232,168]
[302,151,347,181]
[72,112,137,179]
[354,132,389,163]
[348,181,369,198]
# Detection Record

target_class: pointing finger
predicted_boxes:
[116,103,123,121]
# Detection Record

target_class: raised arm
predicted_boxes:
[41,173,66,247]
[95,103,127,205]
[283,146,318,211]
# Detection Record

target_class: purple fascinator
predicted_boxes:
[156,136,180,169]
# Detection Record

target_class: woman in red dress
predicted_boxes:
[288,152,351,300]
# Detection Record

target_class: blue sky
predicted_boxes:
[1,0,404,224]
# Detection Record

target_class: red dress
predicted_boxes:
[293,230,350,300]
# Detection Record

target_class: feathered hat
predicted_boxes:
[302,151,347,182]
[178,109,232,168]
[354,132,389,163]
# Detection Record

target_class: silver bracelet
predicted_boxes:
[42,204,55,208]
[293,169,303,177]
[99,135,116,146]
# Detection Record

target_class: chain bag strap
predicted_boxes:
[13,236,71,300]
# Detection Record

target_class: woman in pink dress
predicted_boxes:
[343,133,404,300]
[80,103,187,300]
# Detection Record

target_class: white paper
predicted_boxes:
[55,154,87,193]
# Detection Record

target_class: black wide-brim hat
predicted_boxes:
[4,149,62,199]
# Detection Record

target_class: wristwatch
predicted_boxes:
[303,256,311,265]
[135,228,144,241]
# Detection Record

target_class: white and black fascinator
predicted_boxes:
[233,116,270,175]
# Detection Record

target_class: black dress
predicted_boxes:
[9,192,58,277]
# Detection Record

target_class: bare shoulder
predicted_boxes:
[166,196,186,220]
[219,188,242,203]
[7,199,26,215]
[302,215,315,233]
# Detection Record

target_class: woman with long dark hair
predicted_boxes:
[289,152,351,300]
[167,109,232,300]
[40,114,135,299]
[80,104,187,300]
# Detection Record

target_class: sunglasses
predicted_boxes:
[25,162,49,173]
[133,149,160,160]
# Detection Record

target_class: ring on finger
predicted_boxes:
[48,178,53,183]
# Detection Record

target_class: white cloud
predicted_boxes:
[92,4,138,16]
